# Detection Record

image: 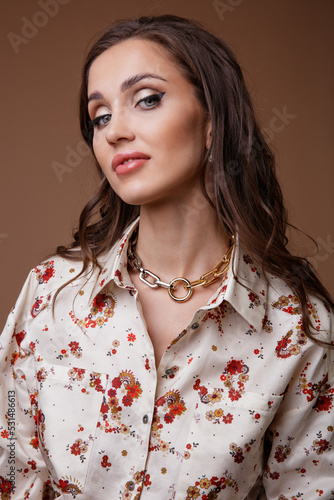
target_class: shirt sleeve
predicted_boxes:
[0,271,49,499]
[262,309,334,500]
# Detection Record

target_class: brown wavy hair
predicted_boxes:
[56,15,333,346]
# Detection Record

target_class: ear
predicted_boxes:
[205,120,212,150]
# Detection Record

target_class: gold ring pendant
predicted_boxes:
[168,278,193,302]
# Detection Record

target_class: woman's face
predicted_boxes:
[87,38,211,207]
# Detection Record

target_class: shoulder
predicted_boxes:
[234,245,333,344]
[266,273,333,342]
[264,274,333,379]
[31,253,85,290]
[5,254,91,328]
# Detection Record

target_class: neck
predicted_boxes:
[134,193,230,283]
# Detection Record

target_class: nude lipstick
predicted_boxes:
[112,151,151,175]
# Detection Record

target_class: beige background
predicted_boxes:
[1,0,333,327]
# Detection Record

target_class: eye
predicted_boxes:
[89,114,111,130]
[137,92,165,109]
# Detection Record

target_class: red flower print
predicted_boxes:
[228,388,242,401]
[234,451,244,463]
[274,444,291,463]
[33,261,55,284]
[275,335,291,358]
[170,403,185,416]
[269,471,280,480]
[199,386,208,397]
[222,413,233,424]
[30,435,39,449]
[1,430,9,439]
[156,396,166,407]
[100,400,109,414]
[29,341,36,352]
[27,459,37,470]
[127,333,136,342]
[248,292,260,306]
[92,293,108,312]
[226,359,244,375]
[31,298,42,317]
[112,377,122,389]
[101,454,112,468]
[122,395,134,407]
[59,479,69,490]
[69,341,79,351]
[43,267,54,281]
[90,373,104,392]
[114,269,123,282]
[254,413,260,420]
[70,441,81,456]
[313,394,333,412]
[164,413,175,424]
[11,351,20,366]
[143,473,152,487]
[316,439,330,454]
[0,476,15,494]
[14,330,26,347]
[36,369,46,383]
[193,379,201,391]
[127,384,141,398]
[243,254,253,264]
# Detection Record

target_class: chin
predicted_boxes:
[111,181,167,206]
[114,189,157,207]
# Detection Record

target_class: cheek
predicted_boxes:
[92,134,105,160]
[92,138,110,176]
[152,108,206,157]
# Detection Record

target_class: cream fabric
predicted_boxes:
[0,218,333,499]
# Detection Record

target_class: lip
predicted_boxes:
[112,151,151,175]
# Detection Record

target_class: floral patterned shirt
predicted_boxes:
[0,218,333,500]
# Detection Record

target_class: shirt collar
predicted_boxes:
[88,217,139,305]
[88,219,268,333]
[223,240,268,332]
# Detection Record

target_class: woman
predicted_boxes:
[0,15,333,500]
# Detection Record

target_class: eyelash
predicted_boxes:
[88,92,166,130]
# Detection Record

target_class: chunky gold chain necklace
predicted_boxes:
[127,230,234,303]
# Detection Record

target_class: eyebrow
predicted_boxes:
[87,73,167,104]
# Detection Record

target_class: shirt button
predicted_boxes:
[128,481,135,491]
[191,322,199,330]
[142,414,149,424]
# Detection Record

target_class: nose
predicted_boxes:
[104,110,135,145]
